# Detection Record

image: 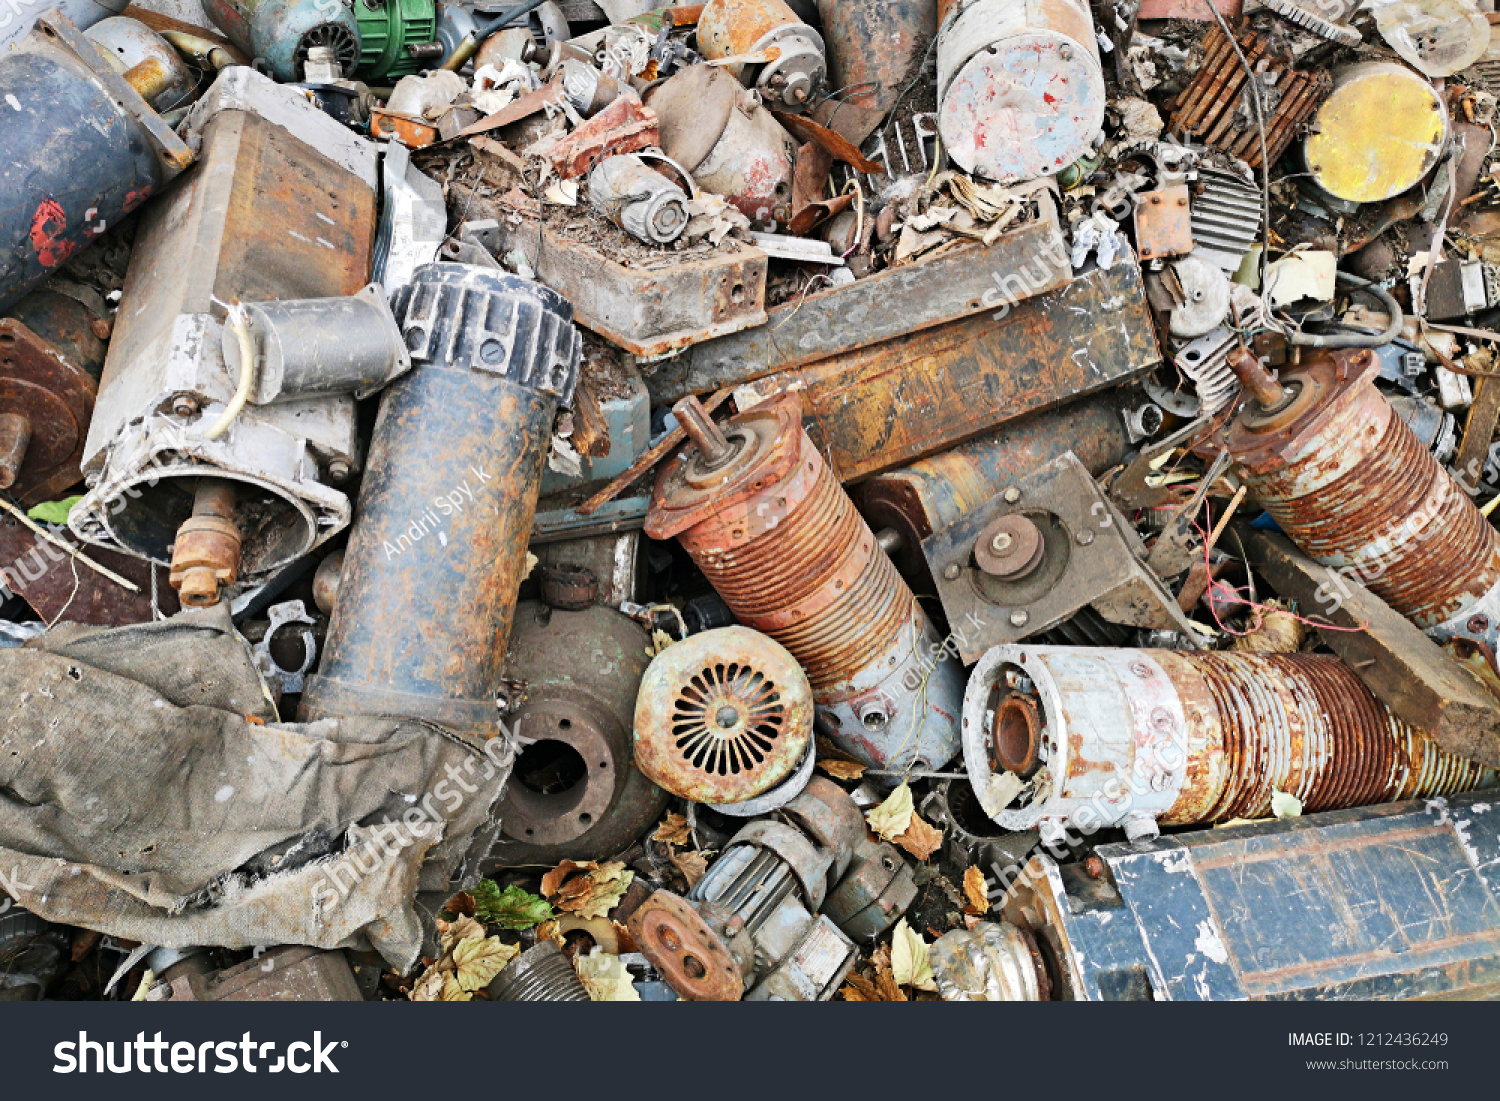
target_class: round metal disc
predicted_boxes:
[974,514,1045,579]
[634,626,814,805]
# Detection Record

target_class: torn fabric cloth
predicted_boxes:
[0,605,513,971]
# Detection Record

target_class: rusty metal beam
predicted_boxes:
[1242,527,1500,766]
[730,258,1161,483]
[647,194,1068,402]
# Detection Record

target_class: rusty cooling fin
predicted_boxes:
[960,645,1498,841]
[635,626,813,806]
[1168,28,1331,169]
[1226,347,1500,644]
[645,393,962,773]
[1160,651,1496,825]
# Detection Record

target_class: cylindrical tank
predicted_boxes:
[85,16,195,111]
[962,646,1497,844]
[646,64,799,230]
[935,0,1106,182]
[1304,63,1450,204]
[0,15,193,313]
[301,265,581,739]
[697,0,826,109]
[1226,347,1500,650]
[813,0,937,116]
[646,394,963,773]
[855,394,1130,584]
[0,0,128,52]
[203,0,361,81]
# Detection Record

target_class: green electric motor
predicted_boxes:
[354,0,436,79]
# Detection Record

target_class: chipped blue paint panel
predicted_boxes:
[1095,793,1500,1001]
[1106,841,1246,1001]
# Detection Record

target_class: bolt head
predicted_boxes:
[1002,487,1021,504]
[1150,194,1162,205]
[1077,531,1094,546]
[172,394,199,417]
[943,563,962,581]
[1009,610,1029,628]
[1468,614,1490,634]
[991,532,1014,553]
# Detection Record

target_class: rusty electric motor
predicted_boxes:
[645,394,962,772]
[962,645,1497,845]
[1227,346,1500,649]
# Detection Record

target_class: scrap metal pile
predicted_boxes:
[3,0,1500,1003]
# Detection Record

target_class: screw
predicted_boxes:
[327,459,351,482]
[1176,196,1187,206]
[943,563,962,581]
[1002,487,1021,504]
[1059,44,1073,60]
[1009,610,1029,628]
[1468,614,1490,634]
[1076,531,1094,546]
[172,394,198,417]
[1150,194,1162,205]
[1129,660,1153,679]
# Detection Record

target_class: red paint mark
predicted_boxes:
[1043,93,1058,105]
[122,186,152,215]
[29,200,74,268]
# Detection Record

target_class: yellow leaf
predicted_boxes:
[817,758,866,781]
[962,866,989,915]
[896,811,942,861]
[1271,789,1302,819]
[408,963,450,1002]
[575,947,640,1001]
[866,782,914,842]
[453,935,520,992]
[439,973,472,1001]
[652,812,692,847]
[438,913,487,954]
[890,918,937,992]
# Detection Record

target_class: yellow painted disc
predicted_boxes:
[1305,67,1448,204]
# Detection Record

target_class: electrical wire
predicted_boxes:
[205,304,255,441]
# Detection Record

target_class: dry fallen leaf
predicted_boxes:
[438,913,487,953]
[873,963,907,1002]
[896,811,943,862]
[890,919,937,992]
[575,947,640,1002]
[453,936,518,992]
[840,972,878,1001]
[963,866,989,915]
[866,782,915,842]
[816,758,866,781]
[443,891,477,919]
[668,849,710,889]
[653,812,692,847]
[543,859,635,919]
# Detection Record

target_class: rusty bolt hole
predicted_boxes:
[683,954,707,980]
[730,282,746,304]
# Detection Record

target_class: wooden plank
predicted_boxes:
[1242,528,1500,765]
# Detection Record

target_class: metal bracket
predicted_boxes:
[254,600,317,694]
[922,451,1202,663]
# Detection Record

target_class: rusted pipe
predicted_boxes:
[1225,345,1286,409]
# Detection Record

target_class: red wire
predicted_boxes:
[1190,502,1368,638]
